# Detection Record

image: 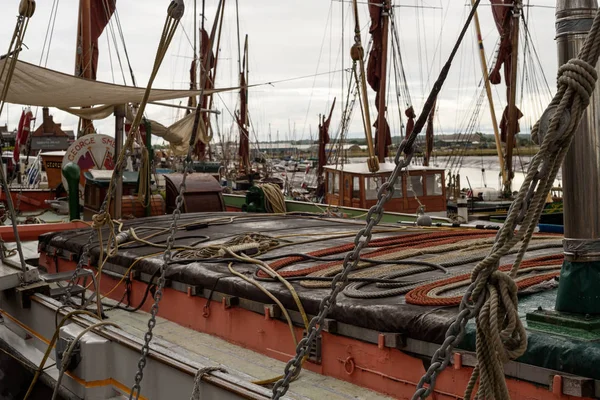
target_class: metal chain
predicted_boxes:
[272,140,413,400]
[272,2,481,398]
[129,155,192,400]
[61,156,125,303]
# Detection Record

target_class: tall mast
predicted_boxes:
[76,0,93,137]
[505,0,522,191]
[376,0,391,163]
[351,0,378,173]
[471,0,507,188]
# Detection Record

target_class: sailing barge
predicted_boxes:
[3,0,600,399]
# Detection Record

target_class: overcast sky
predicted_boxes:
[0,0,557,146]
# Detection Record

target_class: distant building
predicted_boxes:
[0,125,16,147]
[30,108,75,152]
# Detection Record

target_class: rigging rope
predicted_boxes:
[413,6,600,400]
[0,0,36,274]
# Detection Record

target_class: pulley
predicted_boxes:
[19,0,35,18]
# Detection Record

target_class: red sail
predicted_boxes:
[489,0,523,145]
[424,101,436,167]
[87,0,116,80]
[317,98,336,177]
[405,106,416,138]
[14,109,33,162]
[367,3,392,157]
[194,28,217,158]
[76,0,116,136]
[237,72,249,171]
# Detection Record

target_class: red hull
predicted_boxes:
[0,189,63,212]
[37,251,592,400]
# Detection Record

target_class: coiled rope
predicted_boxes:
[258,183,287,214]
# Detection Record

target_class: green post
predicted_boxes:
[62,162,81,221]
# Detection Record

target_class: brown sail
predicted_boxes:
[76,0,116,136]
[367,2,392,158]
[317,98,336,177]
[489,0,522,146]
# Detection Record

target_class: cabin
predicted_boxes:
[324,162,447,214]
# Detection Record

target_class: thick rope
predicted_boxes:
[258,183,286,214]
[189,366,227,400]
[456,8,600,399]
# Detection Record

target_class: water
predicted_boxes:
[0,352,55,399]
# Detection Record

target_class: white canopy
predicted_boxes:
[0,58,234,109]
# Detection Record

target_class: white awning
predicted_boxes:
[0,58,236,109]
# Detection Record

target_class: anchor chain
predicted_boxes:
[129,154,192,399]
[271,1,481,398]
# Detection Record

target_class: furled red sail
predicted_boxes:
[424,100,436,167]
[194,28,217,158]
[489,0,522,145]
[317,98,336,177]
[13,109,33,162]
[367,3,392,157]
[76,0,116,136]
[405,106,416,138]
[237,71,249,172]
[76,0,116,81]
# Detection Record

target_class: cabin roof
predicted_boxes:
[324,162,445,175]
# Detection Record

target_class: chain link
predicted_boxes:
[272,141,413,399]
[272,2,482,397]
[128,155,192,400]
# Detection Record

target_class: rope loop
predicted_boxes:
[466,271,527,399]
[18,0,35,17]
[557,58,598,107]
[189,366,227,400]
[167,0,185,20]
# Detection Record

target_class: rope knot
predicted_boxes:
[92,212,110,229]
[168,0,185,20]
[558,58,598,108]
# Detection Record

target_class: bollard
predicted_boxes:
[62,162,81,221]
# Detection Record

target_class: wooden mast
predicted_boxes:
[351,0,379,173]
[376,0,391,163]
[505,0,522,191]
[471,0,508,188]
[76,0,93,137]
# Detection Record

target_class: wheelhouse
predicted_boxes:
[324,163,446,214]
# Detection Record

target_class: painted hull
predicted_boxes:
[0,189,62,212]
[223,193,451,224]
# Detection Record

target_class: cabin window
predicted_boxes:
[365,177,380,200]
[426,174,443,196]
[333,172,340,194]
[353,176,360,198]
[392,176,403,198]
[408,175,424,197]
[328,172,334,194]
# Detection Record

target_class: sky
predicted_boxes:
[0,0,558,147]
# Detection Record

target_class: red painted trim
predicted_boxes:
[0,222,89,242]
[39,253,593,400]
